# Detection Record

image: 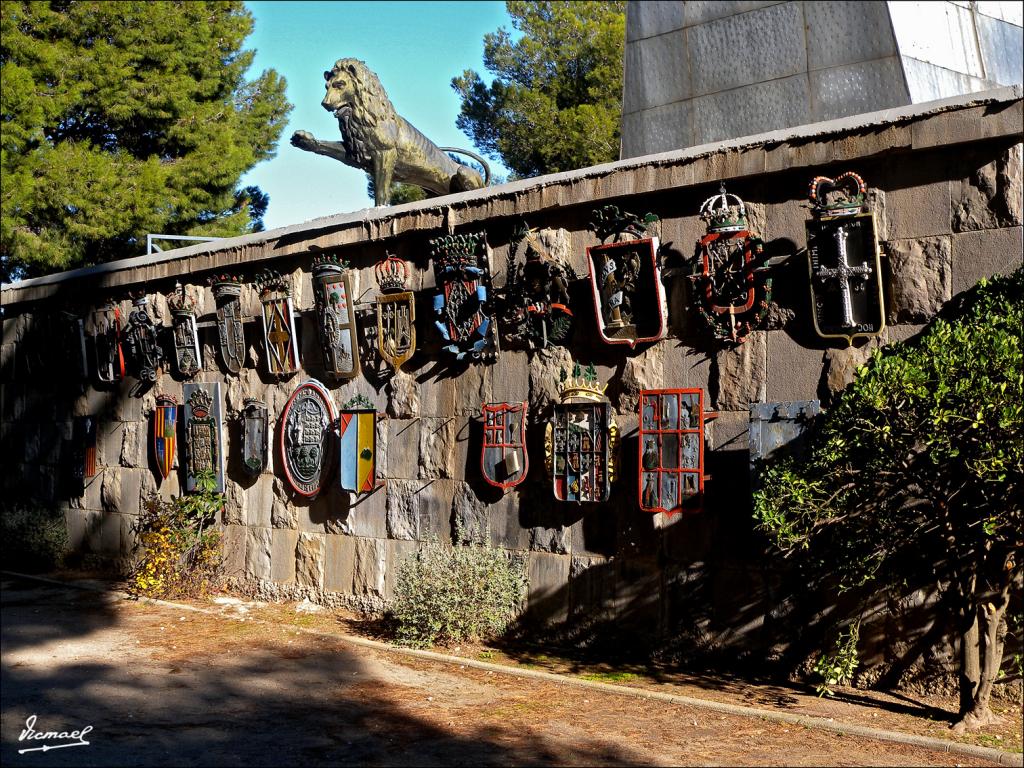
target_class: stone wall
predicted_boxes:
[2,88,1022,680]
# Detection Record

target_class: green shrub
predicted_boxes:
[0,505,67,572]
[127,469,223,599]
[390,538,527,647]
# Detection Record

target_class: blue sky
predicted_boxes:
[240,1,512,231]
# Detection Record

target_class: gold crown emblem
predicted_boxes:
[558,362,608,403]
[167,282,197,315]
[374,254,409,293]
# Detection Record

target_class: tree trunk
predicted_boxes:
[952,583,1010,733]
[957,612,981,716]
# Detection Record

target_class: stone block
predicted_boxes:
[324,534,356,593]
[119,469,144,518]
[711,331,766,411]
[223,479,246,526]
[911,101,1022,152]
[98,512,122,555]
[385,418,420,479]
[271,528,298,583]
[804,1,898,71]
[384,369,420,418]
[415,373,455,417]
[527,345,574,419]
[527,551,571,624]
[451,481,491,544]
[620,100,693,159]
[65,508,87,553]
[245,474,275,528]
[824,339,882,400]
[100,469,121,514]
[295,532,325,589]
[950,226,1023,295]
[385,539,419,600]
[689,2,805,96]
[271,476,298,529]
[881,175,952,241]
[809,57,908,124]
[487,353,531,407]
[952,142,1023,232]
[682,0,782,27]
[246,527,272,581]
[418,416,456,479]
[118,420,142,468]
[221,524,246,578]
[709,409,747,454]
[344,485,388,538]
[764,332,825,402]
[83,510,103,553]
[353,537,387,598]
[611,557,662,627]
[568,555,616,620]
[886,236,952,322]
[693,74,811,148]
[662,346,713,392]
[96,421,122,469]
[628,0,685,41]
[623,31,691,115]
[614,345,665,413]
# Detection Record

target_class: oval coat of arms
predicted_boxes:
[279,379,336,498]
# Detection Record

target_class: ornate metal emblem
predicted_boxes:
[500,226,575,350]
[805,173,885,344]
[544,363,618,503]
[255,269,301,377]
[280,379,336,498]
[85,300,125,383]
[182,382,224,493]
[311,255,361,379]
[66,311,89,381]
[167,282,202,378]
[481,401,529,490]
[208,274,246,374]
[153,394,178,481]
[586,206,666,347]
[123,294,165,383]
[638,389,707,514]
[338,394,378,494]
[240,398,269,476]
[429,231,497,361]
[374,254,416,371]
[689,184,772,344]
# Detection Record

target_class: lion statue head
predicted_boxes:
[321,58,397,166]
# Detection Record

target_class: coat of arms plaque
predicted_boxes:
[124,294,165,383]
[338,394,378,494]
[481,401,529,490]
[182,382,225,493]
[638,389,707,514]
[500,226,575,350]
[805,172,885,344]
[586,206,666,347]
[280,379,335,498]
[153,394,178,481]
[256,270,301,377]
[209,274,246,374]
[168,282,202,378]
[689,184,772,344]
[430,231,497,361]
[86,301,125,383]
[544,363,618,503]
[312,255,361,379]
[374,254,416,371]
[240,398,269,476]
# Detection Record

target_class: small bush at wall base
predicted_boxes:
[390,540,527,648]
[0,506,67,572]
[127,470,223,599]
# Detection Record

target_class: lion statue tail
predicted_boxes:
[439,147,492,187]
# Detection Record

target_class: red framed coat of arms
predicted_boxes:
[638,389,708,514]
[480,401,529,490]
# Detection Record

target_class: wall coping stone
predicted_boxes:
[3,85,1021,308]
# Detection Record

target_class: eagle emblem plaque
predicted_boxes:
[481,401,529,490]
[544,363,618,503]
[240,398,269,476]
[124,294,165,384]
[638,389,706,514]
[312,255,360,379]
[586,206,666,347]
[500,226,575,350]
[256,270,301,377]
[374,255,416,371]
[280,379,336,498]
[153,394,178,481]
[338,394,378,494]
[805,172,885,344]
[689,185,771,345]
[86,301,125,383]
[430,231,497,361]
[209,274,246,374]
[182,383,224,493]
[168,282,202,378]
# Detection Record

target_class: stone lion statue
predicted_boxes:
[291,58,490,206]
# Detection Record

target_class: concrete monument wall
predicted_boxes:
[2,87,1022,681]
[621,0,1023,158]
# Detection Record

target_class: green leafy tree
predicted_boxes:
[452,1,625,179]
[1,1,291,280]
[755,269,1023,732]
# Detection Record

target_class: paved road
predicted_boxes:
[1,576,998,766]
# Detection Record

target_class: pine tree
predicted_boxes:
[1,1,291,280]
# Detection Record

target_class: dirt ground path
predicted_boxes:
[0,576,1007,766]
